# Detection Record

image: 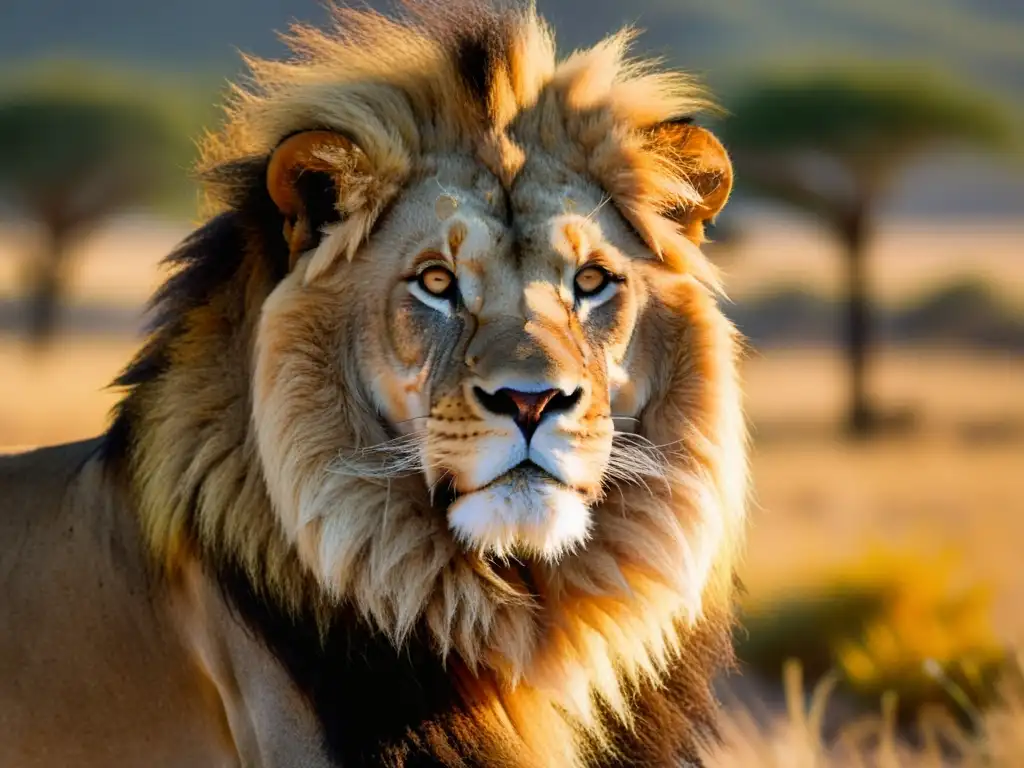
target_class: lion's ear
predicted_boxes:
[266,130,362,267]
[650,120,733,244]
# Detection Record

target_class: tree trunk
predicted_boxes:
[841,201,873,437]
[26,224,70,347]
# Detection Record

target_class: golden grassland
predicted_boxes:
[739,349,1024,639]
[1,217,1022,764]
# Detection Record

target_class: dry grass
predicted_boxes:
[707,655,1024,767]
[738,348,1024,643]
[737,547,1009,724]
[722,346,1024,765]
[742,348,1024,429]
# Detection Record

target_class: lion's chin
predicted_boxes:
[446,467,591,561]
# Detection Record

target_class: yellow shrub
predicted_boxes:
[737,547,1007,722]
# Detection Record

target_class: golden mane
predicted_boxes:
[106,2,748,765]
[200,0,720,284]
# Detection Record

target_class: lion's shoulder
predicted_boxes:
[0,437,140,590]
[0,438,104,520]
[0,437,243,766]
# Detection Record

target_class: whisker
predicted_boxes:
[615,431,688,456]
[428,469,453,506]
[604,431,674,497]
[585,195,612,221]
[327,430,429,479]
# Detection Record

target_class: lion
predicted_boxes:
[0,2,747,766]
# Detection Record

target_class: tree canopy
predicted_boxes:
[0,66,208,222]
[0,66,208,343]
[718,67,1020,217]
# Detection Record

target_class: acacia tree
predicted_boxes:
[719,69,1016,435]
[0,90,186,344]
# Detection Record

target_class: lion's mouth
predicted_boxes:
[501,459,558,486]
[431,460,563,513]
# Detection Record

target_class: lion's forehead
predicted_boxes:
[413,168,614,314]
[420,149,611,243]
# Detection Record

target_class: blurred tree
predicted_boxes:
[719,69,1017,436]
[0,84,193,345]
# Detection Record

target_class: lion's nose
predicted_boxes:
[473,386,583,442]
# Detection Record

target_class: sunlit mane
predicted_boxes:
[116,2,748,764]
[200,0,719,284]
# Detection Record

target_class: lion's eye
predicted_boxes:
[419,266,455,297]
[574,266,610,298]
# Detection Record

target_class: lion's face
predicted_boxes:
[263,151,661,562]
[233,7,746,695]
[252,111,739,596]
[368,154,658,560]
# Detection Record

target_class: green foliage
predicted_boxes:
[738,585,887,684]
[0,96,178,189]
[727,278,1024,351]
[897,278,1024,348]
[0,57,222,138]
[737,549,1010,725]
[717,65,1021,222]
[721,67,1018,159]
[0,59,222,218]
[716,65,1021,434]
